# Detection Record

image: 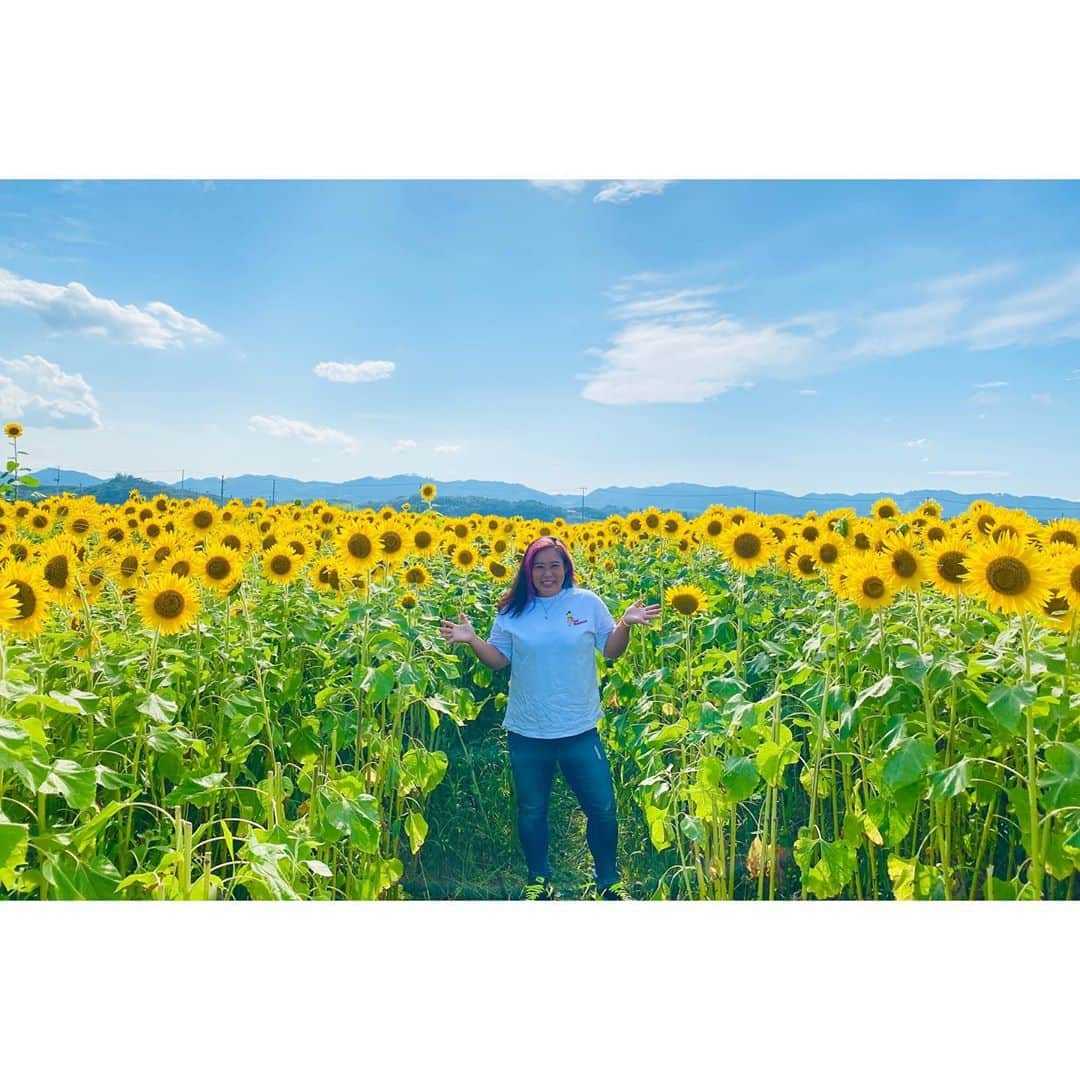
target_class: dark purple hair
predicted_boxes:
[498,536,575,617]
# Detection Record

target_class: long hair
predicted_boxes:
[498,536,575,617]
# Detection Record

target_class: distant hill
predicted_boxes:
[28,469,1080,521]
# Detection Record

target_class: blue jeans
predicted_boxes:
[507,727,619,888]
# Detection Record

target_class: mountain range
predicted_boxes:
[27,469,1080,522]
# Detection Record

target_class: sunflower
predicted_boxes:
[420,482,437,502]
[1,569,53,639]
[964,535,1054,617]
[399,591,420,611]
[880,537,929,593]
[36,537,81,603]
[310,557,344,593]
[665,583,707,617]
[917,499,943,519]
[485,557,510,582]
[790,543,820,580]
[453,545,479,572]
[0,580,20,623]
[113,544,146,584]
[81,558,112,604]
[262,545,303,585]
[167,551,195,579]
[797,520,821,543]
[186,501,217,535]
[5,422,23,439]
[198,545,243,595]
[65,512,96,538]
[1051,548,1080,607]
[642,509,663,536]
[721,522,773,574]
[402,563,431,588]
[661,513,685,539]
[1043,518,1080,551]
[376,524,411,564]
[136,573,200,635]
[814,536,844,572]
[926,539,970,597]
[838,552,895,612]
[26,509,53,536]
[871,498,901,521]
[1039,590,1072,631]
[338,524,378,571]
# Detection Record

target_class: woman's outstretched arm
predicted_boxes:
[438,613,511,671]
[603,600,661,660]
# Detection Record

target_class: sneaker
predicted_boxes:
[597,881,634,901]
[522,876,558,900]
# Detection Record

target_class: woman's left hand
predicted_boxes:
[620,599,662,627]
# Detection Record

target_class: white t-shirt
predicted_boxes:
[487,586,617,739]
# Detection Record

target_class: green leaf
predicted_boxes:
[404,810,428,855]
[929,758,971,800]
[883,737,935,791]
[722,756,759,803]
[240,840,301,900]
[986,683,1037,735]
[1040,744,1080,812]
[755,724,800,787]
[137,692,179,724]
[644,803,672,851]
[40,759,97,810]
[360,663,397,704]
[165,772,228,807]
[680,815,706,845]
[399,747,448,797]
[796,837,857,899]
[0,820,29,888]
[320,789,381,853]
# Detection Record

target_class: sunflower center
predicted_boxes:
[120,556,139,577]
[733,533,761,559]
[11,543,29,562]
[89,567,106,587]
[153,589,185,619]
[381,532,403,554]
[207,556,231,580]
[853,533,871,551]
[1051,529,1078,547]
[270,554,291,576]
[877,506,896,519]
[414,531,433,550]
[44,555,69,589]
[12,580,35,619]
[490,562,507,578]
[73,518,91,534]
[802,526,820,542]
[706,520,723,537]
[193,510,213,529]
[223,534,242,550]
[1045,594,1069,616]
[819,543,839,564]
[671,594,700,615]
[938,551,967,584]
[892,551,918,578]
[453,524,469,539]
[171,560,191,578]
[108,527,125,543]
[797,555,816,575]
[976,514,995,534]
[863,576,886,600]
[347,534,372,559]
[1070,566,1080,594]
[927,526,945,543]
[985,556,1030,596]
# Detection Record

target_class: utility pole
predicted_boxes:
[180,468,185,493]
[581,487,586,522]
[55,466,61,494]
[753,491,758,513]
[271,478,276,506]
[219,474,225,506]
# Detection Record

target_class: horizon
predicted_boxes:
[3,180,1079,499]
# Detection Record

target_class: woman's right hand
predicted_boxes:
[439,613,477,646]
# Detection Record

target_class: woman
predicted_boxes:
[439,536,660,899]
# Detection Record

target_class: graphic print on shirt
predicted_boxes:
[566,610,587,626]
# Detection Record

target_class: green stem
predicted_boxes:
[1020,615,1043,899]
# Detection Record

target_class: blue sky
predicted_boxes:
[1,179,1078,499]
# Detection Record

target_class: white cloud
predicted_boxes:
[594,180,672,204]
[964,263,1080,350]
[904,438,929,448]
[248,414,358,452]
[434,443,462,454]
[392,438,417,453]
[0,353,101,429]
[974,380,1008,389]
[849,299,965,358]
[797,388,818,395]
[1032,392,1053,405]
[925,263,1013,295]
[0,267,219,349]
[613,286,727,320]
[313,360,395,383]
[581,316,819,405]
[529,180,587,194]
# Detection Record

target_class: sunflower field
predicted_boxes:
[1,446,1079,899]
